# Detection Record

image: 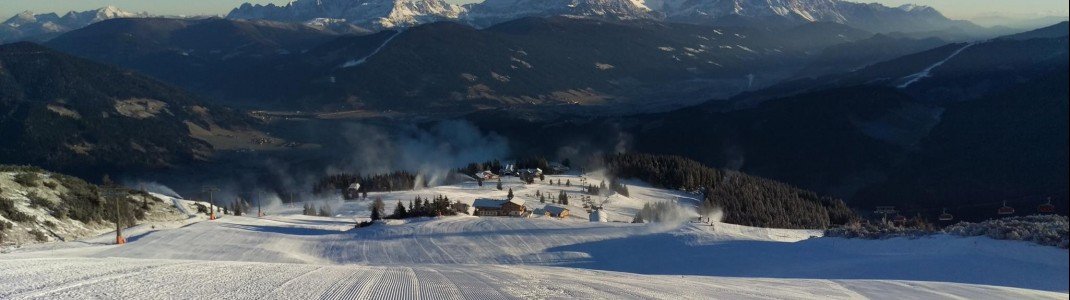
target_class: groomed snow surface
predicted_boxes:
[2,174,1067,299]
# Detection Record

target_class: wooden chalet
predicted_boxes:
[473,198,527,217]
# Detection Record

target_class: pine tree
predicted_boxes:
[540,194,546,203]
[497,178,503,190]
[566,179,571,186]
[413,197,424,216]
[392,201,407,219]
[632,212,645,223]
[539,173,545,182]
[370,197,385,221]
[507,188,514,199]
[319,203,333,217]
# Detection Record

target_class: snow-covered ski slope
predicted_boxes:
[1,174,1067,299]
[2,257,1064,300]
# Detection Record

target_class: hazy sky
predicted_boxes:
[2,0,1067,21]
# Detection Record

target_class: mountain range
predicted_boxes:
[45,16,880,112]
[0,1,1065,221]
[227,0,982,34]
[0,6,148,43]
[463,22,1068,221]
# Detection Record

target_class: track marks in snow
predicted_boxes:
[437,267,510,300]
[414,268,465,300]
[2,258,1067,300]
[369,268,418,300]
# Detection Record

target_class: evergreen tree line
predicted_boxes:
[388,195,462,219]
[312,171,421,195]
[601,153,855,229]
[302,202,333,217]
[586,179,629,197]
[534,190,572,206]
[458,160,504,177]
[632,202,690,223]
[457,156,566,177]
[515,156,558,174]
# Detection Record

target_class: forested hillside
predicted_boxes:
[0,42,254,178]
[601,153,854,229]
[855,71,1069,218]
[46,17,872,112]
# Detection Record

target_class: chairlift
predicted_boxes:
[997,201,1015,215]
[1038,197,1056,214]
[938,208,954,221]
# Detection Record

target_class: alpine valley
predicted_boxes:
[0,1,1067,299]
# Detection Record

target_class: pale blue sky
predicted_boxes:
[2,0,1067,21]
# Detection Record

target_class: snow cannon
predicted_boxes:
[590,209,608,223]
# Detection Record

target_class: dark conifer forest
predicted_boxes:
[602,153,855,228]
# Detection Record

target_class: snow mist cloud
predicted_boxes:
[336,120,509,187]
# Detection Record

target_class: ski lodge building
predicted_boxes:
[542,205,570,218]
[473,198,528,217]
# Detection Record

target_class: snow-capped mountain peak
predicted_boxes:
[58,6,145,25]
[4,11,39,27]
[223,0,963,34]
[466,0,656,23]
[93,5,143,21]
[228,0,464,29]
[1,6,150,42]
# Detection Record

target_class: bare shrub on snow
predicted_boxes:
[827,215,1069,249]
[825,219,934,239]
[944,215,1068,249]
